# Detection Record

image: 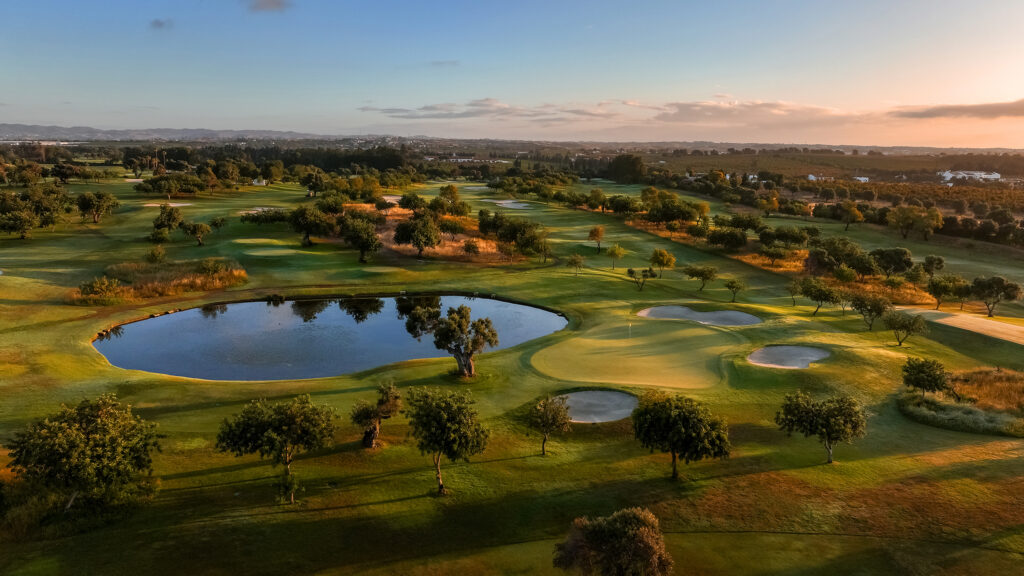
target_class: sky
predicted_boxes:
[3,0,1024,147]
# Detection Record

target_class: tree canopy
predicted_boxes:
[775,391,867,464]
[632,392,730,479]
[553,507,674,576]
[403,388,489,495]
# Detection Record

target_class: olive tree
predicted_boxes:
[723,278,747,302]
[632,391,730,479]
[216,395,336,504]
[606,243,626,269]
[626,267,656,291]
[648,248,675,278]
[971,276,1022,317]
[349,384,402,448]
[344,217,382,263]
[775,391,867,464]
[403,388,489,495]
[406,304,498,377]
[850,293,891,330]
[529,396,572,455]
[567,253,585,276]
[588,225,605,253]
[289,205,334,246]
[181,221,211,246]
[682,264,718,291]
[393,213,441,256]
[5,394,160,514]
[902,358,957,400]
[553,507,674,576]
[882,310,927,346]
[799,276,839,315]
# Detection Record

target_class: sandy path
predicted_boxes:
[904,308,1024,346]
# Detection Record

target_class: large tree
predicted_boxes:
[799,276,839,315]
[76,191,120,223]
[344,217,382,263]
[588,225,605,253]
[869,248,913,278]
[181,221,211,246]
[393,213,441,256]
[349,384,402,448]
[553,507,674,576]
[406,304,498,377]
[529,396,572,456]
[5,394,160,513]
[648,248,675,278]
[971,276,1022,317]
[403,388,489,495]
[682,264,718,291]
[882,310,927,346]
[775,391,867,464]
[632,392,730,479]
[723,278,747,302]
[289,205,334,246]
[902,358,956,400]
[216,395,336,504]
[850,293,891,330]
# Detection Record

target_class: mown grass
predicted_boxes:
[0,179,1023,575]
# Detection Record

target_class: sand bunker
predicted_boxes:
[561,390,638,423]
[638,306,761,326]
[747,346,830,369]
[144,203,192,207]
[382,195,402,203]
[464,186,490,190]
[482,199,531,210]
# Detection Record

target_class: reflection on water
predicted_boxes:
[93,295,566,381]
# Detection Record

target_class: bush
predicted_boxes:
[198,258,227,275]
[147,228,171,243]
[79,276,122,297]
[897,392,1023,437]
[145,245,166,263]
[462,239,480,255]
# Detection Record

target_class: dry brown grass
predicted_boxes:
[376,207,521,264]
[68,259,248,305]
[951,369,1024,417]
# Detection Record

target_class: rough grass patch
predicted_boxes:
[896,391,1023,437]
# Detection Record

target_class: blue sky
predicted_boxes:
[3,0,1024,146]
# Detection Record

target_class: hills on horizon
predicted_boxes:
[1,123,1021,155]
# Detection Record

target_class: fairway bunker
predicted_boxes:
[561,390,638,423]
[638,305,761,326]
[144,202,193,207]
[747,346,830,369]
[481,199,531,209]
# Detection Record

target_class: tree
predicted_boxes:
[850,293,891,330]
[419,305,499,377]
[349,384,402,448]
[584,226,607,255]
[707,227,747,251]
[289,205,334,246]
[216,395,336,504]
[462,239,480,255]
[886,205,918,239]
[209,216,228,233]
[775,391,867,464]
[902,358,956,400]
[723,278,747,302]
[152,204,184,232]
[869,248,913,278]
[927,274,963,310]
[374,198,396,219]
[922,255,945,278]
[682,264,718,291]
[632,392,730,479]
[648,248,675,278]
[799,277,839,315]
[606,243,626,269]
[393,214,441,256]
[553,507,674,576]
[344,217,381,263]
[626,267,656,291]
[786,278,801,306]
[403,388,489,495]
[6,394,160,513]
[882,310,927,346]
[841,201,864,231]
[181,221,211,246]
[529,396,572,455]
[971,276,1022,317]
[438,218,465,241]
[567,253,585,276]
[761,245,787,266]
[914,207,944,240]
[398,192,427,211]
[606,154,645,184]
[76,191,120,223]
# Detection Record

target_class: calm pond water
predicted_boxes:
[94,296,567,381]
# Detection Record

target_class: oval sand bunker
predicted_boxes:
[561,390,638,423]
[747,346,830,369]
[638,305,761,326]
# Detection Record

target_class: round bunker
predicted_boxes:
[747,346,830,369]
[561,390,638,423]
[638,305,761,326]
[481,199,531,210]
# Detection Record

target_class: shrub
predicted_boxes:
[147,228,171,243]
[897,392,1022,437]
[462,239,480,255]
[145,245,166,263]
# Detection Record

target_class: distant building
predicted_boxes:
[853,176,869,183]
[251,178,267,186]
[807,174,834,182]
[939,170,1001,182]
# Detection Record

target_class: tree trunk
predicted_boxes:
[285,451,295,504]
[64,490,80,513]
[302,231,311,246]
[671,451,679,479]
[92,212,100,223]
[813,303,822,316]
[362,420,381,448]
[825,442,834,464]
[434,453,446,495]
[541,433,548,456]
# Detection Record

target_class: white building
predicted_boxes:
[939,170,1001,182]
[853,176,869,183]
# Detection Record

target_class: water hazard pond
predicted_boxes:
[93,295,567,381]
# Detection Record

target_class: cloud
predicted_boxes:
[360,98,557,120]
[247,0,291,12]
[428,60,460,68]
[890,98,1024,119]
[653,99,854,128]
[149,18,172,30]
